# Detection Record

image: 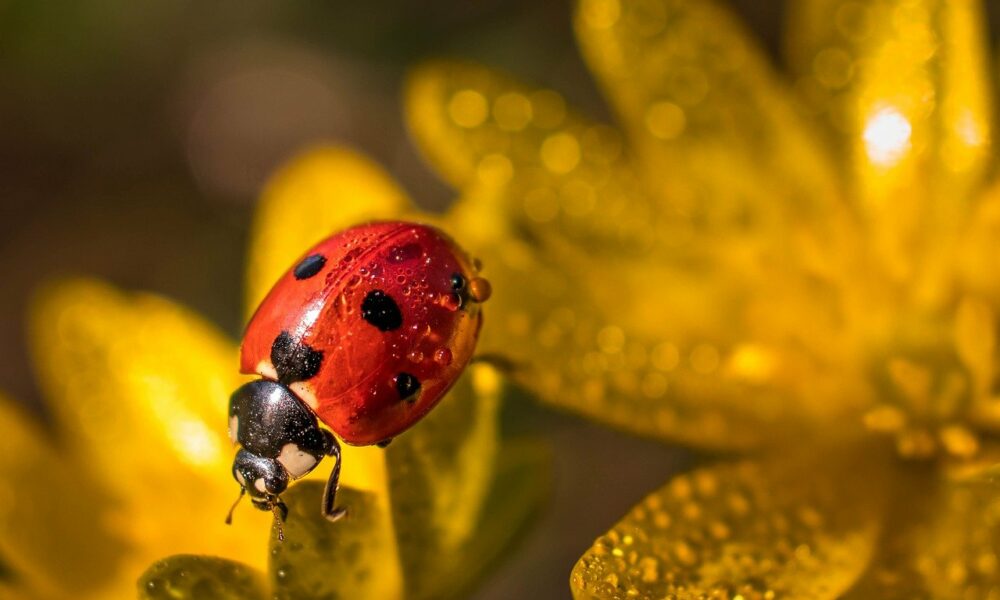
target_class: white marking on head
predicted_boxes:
[290,382,318,410]
[256,360,278,381]
[235,470,246,486]
[254,478,267,493]
[277,443,318,479]
[228,415,239,445]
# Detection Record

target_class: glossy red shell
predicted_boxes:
[240,221,483,445]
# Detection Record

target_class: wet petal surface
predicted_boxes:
[386,364,547,598]
[139,555,265,600]
[571,449,887,599]
[576,0,841,237]
[269,484,402,600]
[843,463,1000,598]
[788,0,993,295]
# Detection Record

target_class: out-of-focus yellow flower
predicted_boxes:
[398,0,1000,597]
[1,148,545,599]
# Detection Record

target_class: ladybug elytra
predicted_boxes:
[226,221,491,529]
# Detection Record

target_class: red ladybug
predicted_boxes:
[226,221,491,527]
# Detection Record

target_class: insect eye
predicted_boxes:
[450,273,467,291]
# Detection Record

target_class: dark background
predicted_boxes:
[2,1,997,597]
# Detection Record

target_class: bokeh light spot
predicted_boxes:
[645,101,686,140]
[862,106,912,166]
[540,133,581,174]
[448,90,489,128]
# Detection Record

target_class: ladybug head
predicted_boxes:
[232,448,289,505]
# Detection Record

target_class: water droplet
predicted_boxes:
[434,348,453,366]
[408,350,425,363]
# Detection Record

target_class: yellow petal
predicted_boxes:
[28,279,273,579]
[386,363,502,597]
[571,449,887,599]
[0,394,126,599]
[433,439,549,599]
[246,145,412,316]
[843,465,1000,598]
[958,182,1000,303]
[450,185,862,451]
[139,555,265,600]
[575,0,841,234]
[788,0,993,298]
[954,296,996,412]
[269,485,402,600]
[950,288,1000,432]
[406,60,659,255]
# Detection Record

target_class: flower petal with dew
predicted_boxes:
[266,486,399,600]
[841,463,1000,599]
[571,446,889,599]
[140,555,266,600]
[407,61,863,452]
[787,0,993,300]
[576,0,842,236]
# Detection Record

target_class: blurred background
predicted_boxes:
[3,1,997,597]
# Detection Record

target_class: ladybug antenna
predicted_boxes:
[224,487,246,525]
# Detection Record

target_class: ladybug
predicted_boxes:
[225,221,491,529]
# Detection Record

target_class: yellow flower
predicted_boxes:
[397,0,1000,597]
[1,148,545,599]
[7,0,1000,597]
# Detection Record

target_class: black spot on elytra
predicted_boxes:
[293,254,327,280]
[451,273,467,309]
[361,290,402,331]
[395,372,420,402]
[271,331,323,384]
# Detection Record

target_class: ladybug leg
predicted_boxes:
[321,432,347,522]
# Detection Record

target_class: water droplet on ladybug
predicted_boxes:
[396,275,406,284]
[434,348,453,366]
[408,349,425,363]
[469,277,492,302]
